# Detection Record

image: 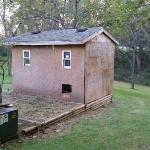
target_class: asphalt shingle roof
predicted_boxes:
[6,27,103,43]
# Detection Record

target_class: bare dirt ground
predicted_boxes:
[2,92,82,131]
[2,92,115,146]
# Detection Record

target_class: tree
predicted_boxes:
[0,40,7,103]
[0,0,19,76]
[102,0,150,89]
[1,0,150,89]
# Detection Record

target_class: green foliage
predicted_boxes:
[0,44,7,56]
[114,47,131,81]
[3,81,150,150]
[115,46,150,86]
[135,68,150,86]
[103,0,150,88]
[0,55,12,89]
[143,68,150,80]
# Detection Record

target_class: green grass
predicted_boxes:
[2,73,12,89]
[0,57,12,89]
[0,70,12,90]
[0,56,7,61]
[3,81,150,150]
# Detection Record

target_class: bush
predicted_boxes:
[135,69,150,86]
[114,47,131,82]
[0,45,7,56]
[114,47,150,86]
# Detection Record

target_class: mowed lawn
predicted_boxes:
[3,81,150,150]
[0,57,12,90]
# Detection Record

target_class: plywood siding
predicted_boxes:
[85,33,115,104]
[12,45,85,103]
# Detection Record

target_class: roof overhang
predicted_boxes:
[6,41,83,45]
[82,28,119,45]
[6,28,119,46]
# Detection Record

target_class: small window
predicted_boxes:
[62,84,72,93]
[23,50,30,66]
[62,51,71,69]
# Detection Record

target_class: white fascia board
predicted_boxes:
[102,29,119,45]
[6,41,83,45]
[81,29,104,44]
[82,28,119,45]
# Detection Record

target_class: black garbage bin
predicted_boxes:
[0,107,18,143]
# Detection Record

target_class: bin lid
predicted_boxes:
[0,108,18,114]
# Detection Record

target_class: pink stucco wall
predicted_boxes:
[12,45,85,103]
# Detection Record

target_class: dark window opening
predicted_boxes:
[62,84,72,93]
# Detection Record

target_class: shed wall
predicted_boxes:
[85,33,115,104]
[12,45,85,103]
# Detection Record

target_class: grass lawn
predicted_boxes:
[0,57,12,89]
[0,71,12,90]
[3,81,150,150]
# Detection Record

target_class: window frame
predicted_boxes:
[23,50,30,66]
[62,50,71,69]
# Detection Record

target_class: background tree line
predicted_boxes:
[0,0,150,88]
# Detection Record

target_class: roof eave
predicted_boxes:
[6,41,83,45]
[82,28,119,45]
[102,29,119,45]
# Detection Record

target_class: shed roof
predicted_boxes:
[6,27,119,45]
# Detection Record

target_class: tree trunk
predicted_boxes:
[2,0,12,76]
[0,84,2,104]
[135,49,141,73]
[7,46,12,75]
[131,47,136,89]
[73,0,80,28]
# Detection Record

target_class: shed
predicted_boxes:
[6,27,119,104]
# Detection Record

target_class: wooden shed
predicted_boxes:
[6,27,119,105]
